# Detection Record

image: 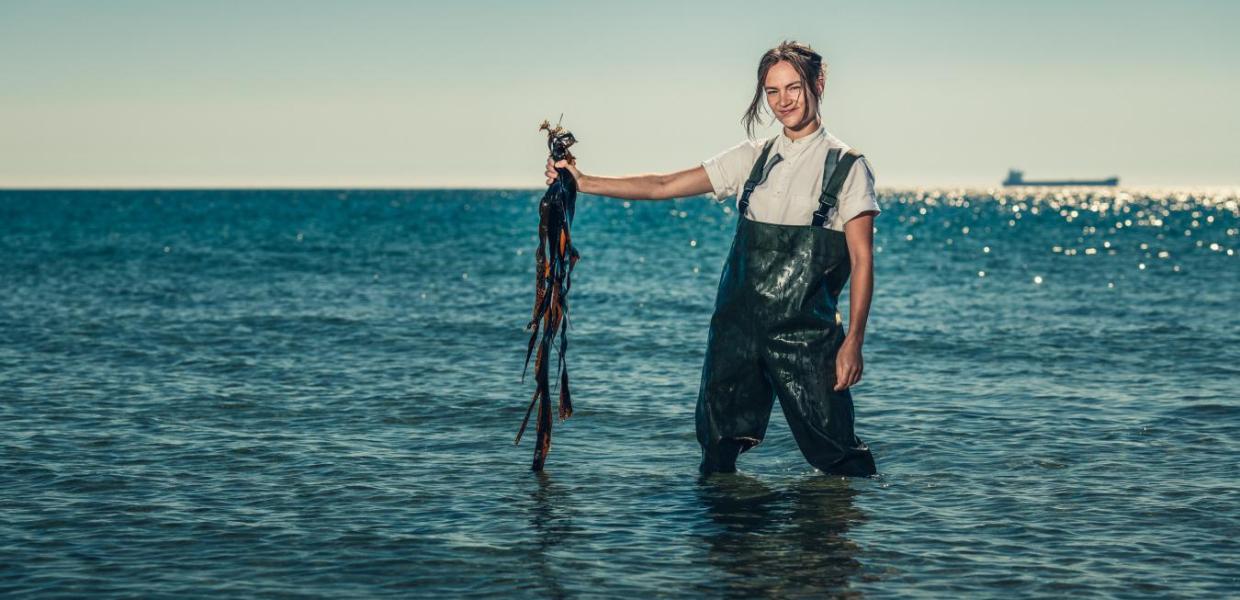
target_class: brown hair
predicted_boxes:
[741,40,827,139]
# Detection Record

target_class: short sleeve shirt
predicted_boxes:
[701,125,880,231]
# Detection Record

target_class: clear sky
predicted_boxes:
[1,0,1236,188]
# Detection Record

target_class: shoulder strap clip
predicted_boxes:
[811,148,863,227]
[737,138,781,218]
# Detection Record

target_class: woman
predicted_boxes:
[543,41,879,477]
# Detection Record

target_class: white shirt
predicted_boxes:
[701,125,881,231]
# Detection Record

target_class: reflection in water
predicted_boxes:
[526,471,577,600]
[696,473,867,598]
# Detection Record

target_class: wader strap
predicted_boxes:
[737,138,781,218]
[811,148,863,227]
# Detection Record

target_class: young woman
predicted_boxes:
[543,41,879,477]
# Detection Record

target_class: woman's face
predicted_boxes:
[763,60,819,129]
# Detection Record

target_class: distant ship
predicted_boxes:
[1003,169,1119,187]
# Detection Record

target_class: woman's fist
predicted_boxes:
[545,157,583,185]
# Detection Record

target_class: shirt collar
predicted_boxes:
[777,122,826,150]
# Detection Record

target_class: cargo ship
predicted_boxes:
[1003,169,1118,187]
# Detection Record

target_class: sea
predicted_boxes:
[1,188,1237,598]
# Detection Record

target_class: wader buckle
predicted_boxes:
[811,148,863,228]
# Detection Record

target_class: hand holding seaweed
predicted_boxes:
[515,118,580,472]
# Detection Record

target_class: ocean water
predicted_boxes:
[1,188,1237,598]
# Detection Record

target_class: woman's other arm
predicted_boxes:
[835,211,877,391]
[545,158,713,201]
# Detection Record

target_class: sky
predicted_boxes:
[1,0,1236,189]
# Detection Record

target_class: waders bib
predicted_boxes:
[696,139,878,476]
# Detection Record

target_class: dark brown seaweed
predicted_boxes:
[515,119,580,471]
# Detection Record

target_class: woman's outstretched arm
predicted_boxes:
[545,158,713,201]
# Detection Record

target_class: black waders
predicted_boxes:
[696,139,878,477]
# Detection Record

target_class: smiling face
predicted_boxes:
[763,59,824,131]
[741,41,828,139]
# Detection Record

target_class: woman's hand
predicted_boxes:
[545,157,583,185]
[833,337,864,391]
